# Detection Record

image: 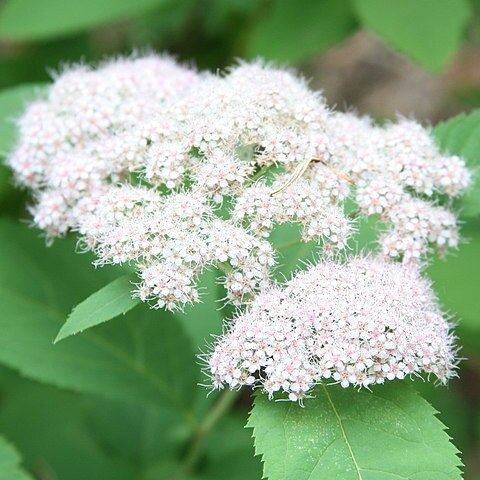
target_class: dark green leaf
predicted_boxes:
[247,0,356,63]
[248,383,462,480]
[0,220,199,426]
[413,378,471,458]
[0,379,133,480]
[84,395,188,469]
[353,0,471,72]
[55,274,140,343]
[202,413,262,480]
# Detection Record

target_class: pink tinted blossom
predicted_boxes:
[207,256,456,402]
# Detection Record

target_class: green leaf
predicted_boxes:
[248,383,462,480]
[84,395,188,469]
[413,379,471,458]
[428,223,480,335]
[352,0,471,72]
[0,436,33,480]
[175,269,224,349]
[0,219,199,426]
[87,397,262,479]
[0,0,171,41]
[270,223,317,280]
[0,378,133,480]
[433,110,480,217]
[55,274,140,343]
[0,164,14,205]
[0,83,46,156]
[420,112,480,337]
[247,0,357,63]
[202,413,263,480]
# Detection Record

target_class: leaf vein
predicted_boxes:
[323,385,363,480]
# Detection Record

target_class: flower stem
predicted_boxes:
[183,388,240,474]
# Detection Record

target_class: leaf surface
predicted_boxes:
[247,0,356,63]
[55,274,140,342]
[248,383,462,480]
[353,0,471,72]
[0,0,170,41]
[0,220,198,426]
[0,436,33,480]
[433,110,480,217]
[0,83,46,156]
[0,379,133,480]
[428,224,480,336]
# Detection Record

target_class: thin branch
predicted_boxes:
[183,388,240,474]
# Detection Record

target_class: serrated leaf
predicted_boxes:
[0,0,171,41]
[433,110,480,217]
[248,382,462,480]
[55,274,140,343]
[413,379,470,458]
[0,83,46,156]
[247,0,357,63]
[352,0,471,72]
[0,219,199,426]
[0,436,33,480]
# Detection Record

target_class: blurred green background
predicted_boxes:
[0,0,479,479]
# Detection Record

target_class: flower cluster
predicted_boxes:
[76,185,274,309]
[7,55,471,310]
[327,114,471,259]
[207,256,456,402]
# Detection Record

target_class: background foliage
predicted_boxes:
[0,1,479,479]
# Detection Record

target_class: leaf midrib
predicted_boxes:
[322,385,363,480]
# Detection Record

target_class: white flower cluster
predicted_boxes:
[328,114,471,260]
[234,114,471,260]
[76,186,274,308]
[7,55,471,310]
[207,256,456,402]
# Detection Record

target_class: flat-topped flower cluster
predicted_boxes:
[7,55,469,399]
[207,256,456,402]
